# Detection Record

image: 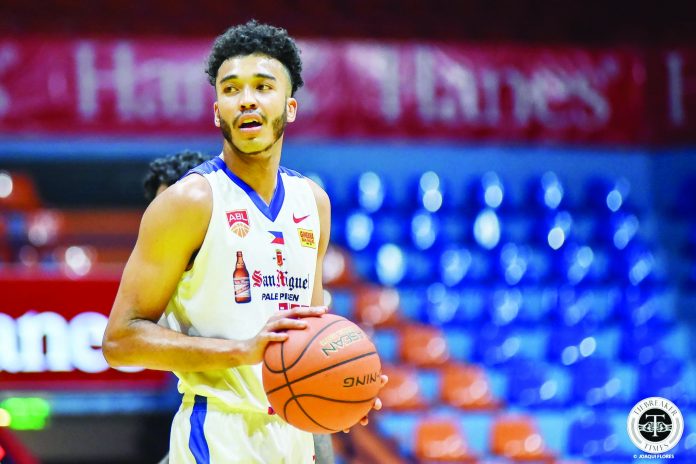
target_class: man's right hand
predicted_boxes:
[240,306,328,365]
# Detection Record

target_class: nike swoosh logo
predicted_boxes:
[293,214,310,223]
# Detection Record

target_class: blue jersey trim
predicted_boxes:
[184,156,222,179]
[183,156,289,222]
[279,166,304,178]
[188,395,210,464]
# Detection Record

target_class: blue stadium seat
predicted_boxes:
[374,412,419,457]
[523,171,568,217]
[528,210,575,251]
[567,412,625,461]
[409,209,444,251]
[369,243,416,286]
[348,171,391,214]
[547,327,608,365]
[485,287,525,327]
[414,171,448,214]
[617,286,677,328]
[674,413,696,462]
[440,210,470,245]
[551,286,619,329]
[637,358,692,406]
[592,211,642,250]
[372,329,399,364]
[438,245,474,287]
[394,284,427,323]
[570,358,637,407]
[463,171,513,216]
[442,327,475,362]
[327,289,355,319]
[517,286,558,323]
[473,324,543,366]
[417,369,442,405]
[495,243,533,286]
[420,282,465,326]
[453,286,488,324]
[553,242,615,287]
[582,176,637,217]
[341,210,375,252]
[619,325,691,365]
[459,412,496,456]
[503,359,570,407]
[371,211,410,247]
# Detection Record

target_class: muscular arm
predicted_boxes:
[308,179,336,464]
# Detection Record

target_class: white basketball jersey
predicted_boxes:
[162,155,319,414]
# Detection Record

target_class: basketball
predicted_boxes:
[262,313,382,434]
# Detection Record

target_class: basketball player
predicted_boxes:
[145,151,337,464]
[103,21,386,463]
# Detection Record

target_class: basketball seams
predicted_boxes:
[265,351,379,396]
[280,338,333,433]
[284,318,345,371]
[262,318,346,374]
[283,398,337,433]
[283,394,379,433]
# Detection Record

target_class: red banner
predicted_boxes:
[645,48,696,144]
[0,272,169,389]
[0,38,692,143]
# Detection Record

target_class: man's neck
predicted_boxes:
[222,141,283,205]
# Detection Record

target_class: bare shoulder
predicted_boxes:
[140,174,212,243]
[305,177,331,215]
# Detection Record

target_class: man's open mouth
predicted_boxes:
[240,121,262,129]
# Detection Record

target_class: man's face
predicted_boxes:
[213,54,297,155]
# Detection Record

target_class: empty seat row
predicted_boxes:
[376,409,696,462]
[329,284,680,330]
[377,358,696,411]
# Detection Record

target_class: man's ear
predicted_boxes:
[214,101,220,127]
[286,97,298,123]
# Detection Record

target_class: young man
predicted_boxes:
[103,21,385,463]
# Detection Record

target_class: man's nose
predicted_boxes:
[239,86,257,110]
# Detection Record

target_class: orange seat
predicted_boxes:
[379,364,429,410]
[400,324,449,367]
[353,285,402,327]
[0,171,41,211]
[490,415,556,462]
[440,363,503,410]
[415,417,477,463]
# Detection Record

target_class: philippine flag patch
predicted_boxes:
[269,231,285,245]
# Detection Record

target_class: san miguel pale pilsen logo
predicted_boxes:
[627,397,684,455]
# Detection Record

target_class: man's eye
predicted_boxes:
[258,84,271,90]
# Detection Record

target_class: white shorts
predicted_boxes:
[169,395,315,464]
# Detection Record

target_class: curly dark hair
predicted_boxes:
[143,150,210,202]
[205,20,303,96]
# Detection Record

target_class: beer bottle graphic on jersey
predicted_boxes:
[233,251,251,303]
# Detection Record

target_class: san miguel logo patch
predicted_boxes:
[297,228,316,248]
[226,210,250,238]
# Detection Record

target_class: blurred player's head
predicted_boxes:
[143,150,208,202]
[206,20,303,156]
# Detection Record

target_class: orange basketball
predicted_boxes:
[262,313,382,434]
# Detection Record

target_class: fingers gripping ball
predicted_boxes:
[262,313,382,434]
